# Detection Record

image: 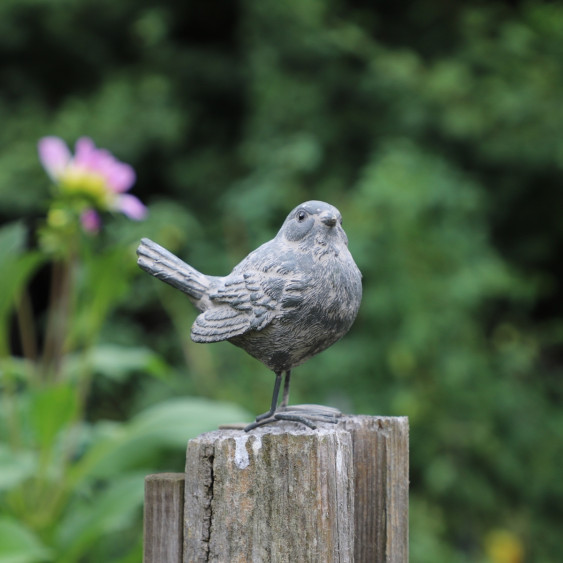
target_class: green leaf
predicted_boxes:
[127,396,250,447]
[64,344,168,382]
[0,445,36,491]
[69,397,250,483]
[70,246,136,348]
[55,473,144,563]
[0,222,27,260]
[0,517,52,563]
[28,384,78,450]
[0,357,35,385]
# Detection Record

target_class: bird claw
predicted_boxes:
[244,404,342,432]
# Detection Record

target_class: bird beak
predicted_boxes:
[320,212,337,227]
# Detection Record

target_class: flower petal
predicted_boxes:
[117,194,147,220]
[73,137,97,167]
[80,208,101,233]
[74,138,116,179]
[107,162,136,193]
[38,137,71,180]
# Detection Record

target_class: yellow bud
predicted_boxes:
[485,529,524,563]
[47,208,70,228]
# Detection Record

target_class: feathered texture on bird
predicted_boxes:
[136,238,211,305]
[137,200,362,429]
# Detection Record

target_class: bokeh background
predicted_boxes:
[1,1,562,561]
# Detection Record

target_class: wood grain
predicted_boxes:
[144,472,185,563]
[342,416,409,563]
[184,425,355,562]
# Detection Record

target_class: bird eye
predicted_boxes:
[297,210,308,222]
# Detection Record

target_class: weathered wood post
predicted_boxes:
[185,424,355,562]
[143,415,409,563]
[144,473,185,563]
[342,416,409,562]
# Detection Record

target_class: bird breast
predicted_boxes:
[230,245,362,372]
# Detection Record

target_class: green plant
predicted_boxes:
[0,140,249,562]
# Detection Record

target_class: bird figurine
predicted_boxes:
[136,200,362,431]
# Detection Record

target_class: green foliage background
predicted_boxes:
[1,0,562,561]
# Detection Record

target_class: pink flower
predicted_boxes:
[80,208,101,233]
[38,136,72,181]
[38,136,147,223]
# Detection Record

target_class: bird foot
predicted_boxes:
[244,404,342,432]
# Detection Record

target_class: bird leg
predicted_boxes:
[277,370,340,427]
[244,371,342,432]
[280,370,291,408]
[244,371,283,431]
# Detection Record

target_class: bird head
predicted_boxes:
[278,201,349,253]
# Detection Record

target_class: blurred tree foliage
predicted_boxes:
[1,0,562,561]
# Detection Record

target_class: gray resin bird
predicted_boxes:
[136,200,362,431]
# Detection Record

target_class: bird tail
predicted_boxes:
[136,238,210,304]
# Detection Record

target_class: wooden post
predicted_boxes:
[143,416,409,562]
[184,425,355,562]
[342,416,409,563]
[144,472,185,563]
[183,416,408,563]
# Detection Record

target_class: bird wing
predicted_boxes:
[190,268,307,343]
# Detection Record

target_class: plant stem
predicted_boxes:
[41,259,74,380]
